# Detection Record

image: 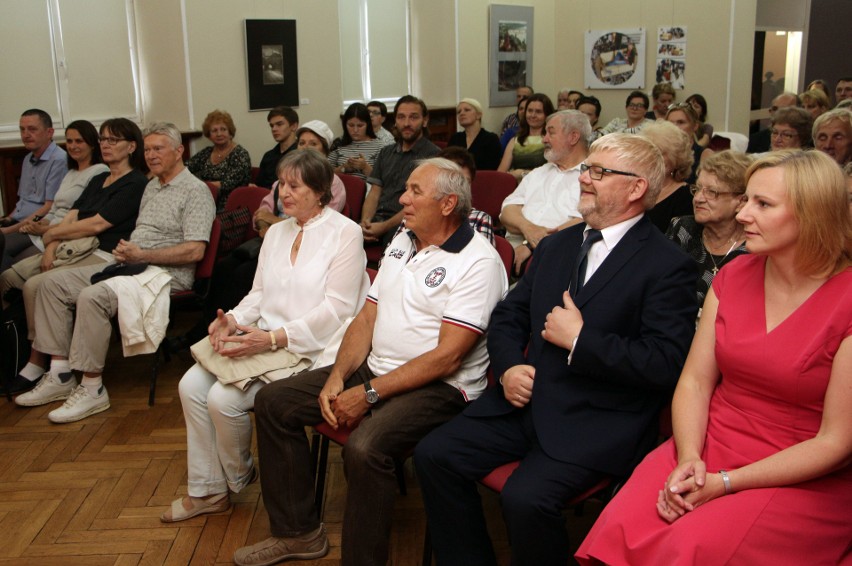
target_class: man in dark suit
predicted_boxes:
[415,133,698,565]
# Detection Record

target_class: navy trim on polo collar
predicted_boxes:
[440,221,474,253]
[407,221,474,254]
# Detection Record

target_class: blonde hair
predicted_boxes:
[799,89,829,111]
[697,150,753,194]
[641,121,694,182]
[745,150,852,276]
[590,133,666,207]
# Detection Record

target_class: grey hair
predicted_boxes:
[547,110,593,148]
[813,108,852,139]
[417,157,472,220]
[143,122,182,149]
[590,133,667,208]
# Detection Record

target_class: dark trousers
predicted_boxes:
[414,406,600,566]
[253,362,467,566]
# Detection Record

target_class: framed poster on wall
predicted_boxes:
[489,5,534,107]
[584,28,645,90]
[245,19,299,111]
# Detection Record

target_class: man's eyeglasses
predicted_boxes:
[627,103,647,110]
[770,129,798,140]
[99,136,128,145]
[580,163,639,180]
[689,184,744,200]
[368,110,383,117]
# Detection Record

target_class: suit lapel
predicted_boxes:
[573,216,652,308]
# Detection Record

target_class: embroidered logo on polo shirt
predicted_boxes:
[388,248,405,259]
[425,267,446,287]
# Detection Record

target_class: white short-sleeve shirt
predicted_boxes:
[366,223,508,400]
[501,162,582,247]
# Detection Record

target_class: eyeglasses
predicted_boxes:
[580,163,639,180]
[770,129,798,140]
[627,103,647,110]
[99,136,128,145]
[689,184,744,200]
[368,110,382,117]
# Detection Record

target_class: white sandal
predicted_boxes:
[160,492,230,523]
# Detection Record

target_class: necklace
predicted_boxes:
[212,143,234,163]
[702,232,741,275]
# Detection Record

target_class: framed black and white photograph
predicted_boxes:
[245,20,299,110]
[489,5,534,107]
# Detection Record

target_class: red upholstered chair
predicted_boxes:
[338,173,367,222]
[148,218,222,405]
[493,235,514,280]
[204,181,219,204]
[470,171,517,225]
[250,166,260,185]
[224,185,270,241]
[432,140,448,149]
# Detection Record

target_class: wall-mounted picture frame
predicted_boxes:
[245,19,299,111]
[584,28,646,90]
[489,5,534,107]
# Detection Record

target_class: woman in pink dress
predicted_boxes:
[576,149,852,565]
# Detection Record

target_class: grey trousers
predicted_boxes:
[0,254,108,340]
[253,362,468,566]
[31,261,118,374]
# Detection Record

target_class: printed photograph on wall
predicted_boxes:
[261,45,285,85]
[245,19,299,110]
[584,29,645,89]
[656,27,687,89]
[489,5,534,106]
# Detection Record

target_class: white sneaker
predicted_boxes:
[47,384,110,423]
[15,372,77,407]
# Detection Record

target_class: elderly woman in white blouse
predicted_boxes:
[162,150,369,522]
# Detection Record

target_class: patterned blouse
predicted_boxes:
[665,215,748,306]
[186,144,252,210]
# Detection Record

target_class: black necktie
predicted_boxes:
[571,229,602,296]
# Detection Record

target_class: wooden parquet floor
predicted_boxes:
[0,315,603,565]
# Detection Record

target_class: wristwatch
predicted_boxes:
[364,380,380,404]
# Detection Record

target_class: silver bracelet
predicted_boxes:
[719,470,732,494]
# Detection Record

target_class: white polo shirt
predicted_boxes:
[501,161,582,247]
[366,223,508,400]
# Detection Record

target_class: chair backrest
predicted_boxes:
[493,235,514,280]
[196,217,222,280]
[339,173,367,222]
[250,166,260,185]
[367,267,378,283]
[204,181,219,205]
[470,170,517,222]
[225,185,269,240]
[711,131,748,153]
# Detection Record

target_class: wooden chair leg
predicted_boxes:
[148,349,161,406]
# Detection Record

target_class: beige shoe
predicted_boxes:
[233,525,329,566]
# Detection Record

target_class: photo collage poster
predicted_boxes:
[656,27,687,89]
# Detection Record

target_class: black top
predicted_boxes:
[647,184,694,233]
[71,170,148,251]
[665,215,748,305]
[255,141,298,188]
[447,129,503,171]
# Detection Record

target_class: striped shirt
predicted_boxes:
[328,138,387,180]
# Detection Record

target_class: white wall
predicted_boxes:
[0,0,758,156]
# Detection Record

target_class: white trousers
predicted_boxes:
[179,363,264,497]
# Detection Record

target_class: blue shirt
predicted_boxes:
[13,141,68,220]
